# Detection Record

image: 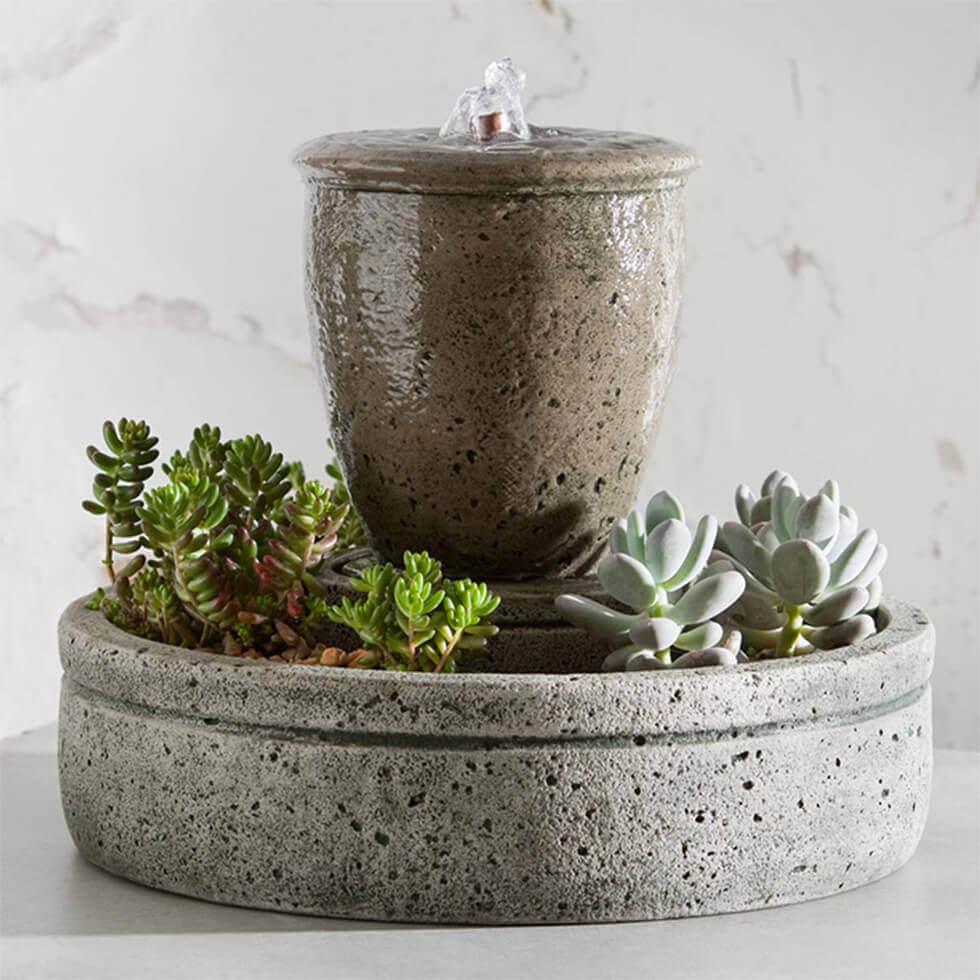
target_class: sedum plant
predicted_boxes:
[325,455,367,552]
[85,419,349,657]
[83,419,160,582]
[325,551,500,673]
[83,420,499,672]
[718,471,886,657]
[556,491,746,671]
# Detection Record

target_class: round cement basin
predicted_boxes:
[58,596,933,924]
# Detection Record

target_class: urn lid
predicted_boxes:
[292,126,698,195]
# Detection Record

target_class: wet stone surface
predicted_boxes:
[298,128,694,578]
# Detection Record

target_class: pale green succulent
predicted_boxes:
[555,491,746,671]
[718,471,886,656]
[733,468,796,527]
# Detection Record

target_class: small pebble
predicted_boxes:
[625,651,668,671]
[672,647,738,669]
[719,628,742,654]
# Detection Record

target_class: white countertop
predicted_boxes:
[2,726,977,980]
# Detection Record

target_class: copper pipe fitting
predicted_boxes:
[473,111,508,141]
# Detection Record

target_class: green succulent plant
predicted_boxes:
[162,423,225,481]
[256,480,348,598]
[732,468,794,527]
[84,419,351,658]
[96,563,198,647]
[718,471,885,656]
[141,468,238,635]
[326,551,500,673]
[325,455,367,551]
[556,491,746,671]
[83,424,499,672]
[222,433,293,526]
[83,419,159,582]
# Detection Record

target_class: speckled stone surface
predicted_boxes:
[58,595,933,924]
[296,128,696,578]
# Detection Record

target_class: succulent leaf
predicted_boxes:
[721,521,772,582]
[609,518,630,557]
[864,576,883,611]
[735,484,755,525]
[697,557,735,579]
[820,479,841,507]
[761,469,794,497]
[806,586,869,627]
[829,528,878,588]
[662,515,718,591]
[841,543,887,592]
[625,509,646,560]
[674,620,724,652]
[597,553,658,611]
[771,539,830,605]
[771,483,803,542]
[554,594,641,640]
[807,614,876,650]
[628,617,682,653]
[826,506,859,561]
[795,493,839,549]
[644,490,684,533]
[668,570,745,626]
[644,518,691,584]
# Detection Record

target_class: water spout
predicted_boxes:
[439,58,530,142]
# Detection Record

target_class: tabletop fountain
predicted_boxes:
[297,58,698,669]
[57,60,934,924]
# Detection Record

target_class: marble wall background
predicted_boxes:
[1,1,976,746]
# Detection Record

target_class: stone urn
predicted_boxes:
[294,128,698,578]
[58,596,934,924]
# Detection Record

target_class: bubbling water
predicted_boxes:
[439,58,531,142]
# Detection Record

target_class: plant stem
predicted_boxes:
[434,631,462,674]
[776,605,805,656]
[104,519,116,583]
[645,597,671,664]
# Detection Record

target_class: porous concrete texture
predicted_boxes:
[296,128,696,579]
[58,595,933,924]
